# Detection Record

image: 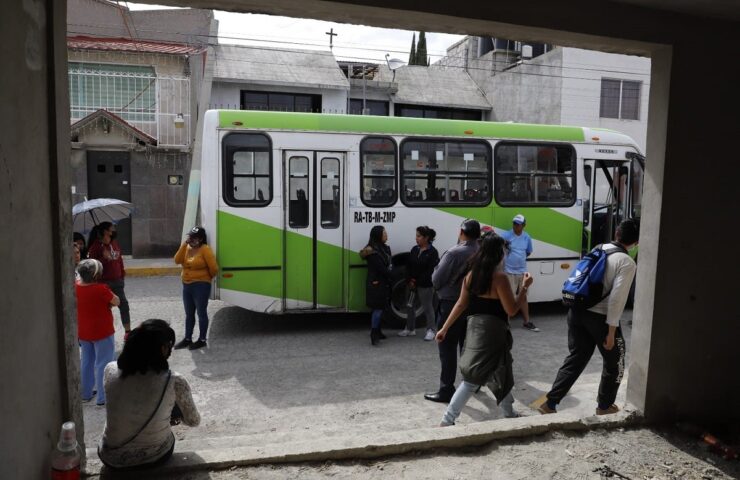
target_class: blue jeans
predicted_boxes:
[183,281,211,341]
[80,335,115,405]
[371,309,383,329]
[441,381,515,426]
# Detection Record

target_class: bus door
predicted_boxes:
[283,151,345,310]
[583,159,630,252]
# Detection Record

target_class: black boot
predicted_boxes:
[370,328,380,346]
[377,328,387,340]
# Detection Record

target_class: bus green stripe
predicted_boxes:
[219,110,585,142]
[438,207,581,252]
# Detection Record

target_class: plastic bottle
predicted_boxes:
[51,421,81,480]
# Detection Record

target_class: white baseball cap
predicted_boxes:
[513,214,526,225]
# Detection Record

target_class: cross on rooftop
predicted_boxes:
[326,28,338,50]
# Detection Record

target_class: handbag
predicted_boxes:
[100,370,171,450]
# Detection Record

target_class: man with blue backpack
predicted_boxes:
[539,219,639,416]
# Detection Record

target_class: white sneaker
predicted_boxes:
[424,329,436,341]
[398,329,416,337]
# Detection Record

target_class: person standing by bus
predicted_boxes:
[501,214,538,331]
[360,225,392,346]
[424,219,480,403]
[88,222,131,339]
[399,226,439,341]
[173,227,219,350]
[538,219,639,415]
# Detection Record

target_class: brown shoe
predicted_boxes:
[595,404,620,415]
[538,403,556,414]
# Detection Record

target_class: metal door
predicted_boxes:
[583,159,630,251]
[87,151,132,254]
[283,151,345,310]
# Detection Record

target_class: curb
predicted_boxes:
[83,408,644,477]
[126,267,181,277]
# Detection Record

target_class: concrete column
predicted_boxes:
[0,0,82,477]
[628,30,740,422]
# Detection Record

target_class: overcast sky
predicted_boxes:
[127,3,465,63]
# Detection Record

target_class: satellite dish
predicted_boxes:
[386,56,406,71]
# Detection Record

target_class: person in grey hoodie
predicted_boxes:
[424,219,481,403]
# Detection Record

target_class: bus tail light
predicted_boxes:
[222,273,234,278]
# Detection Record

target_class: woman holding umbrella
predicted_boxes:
[88,222,131,339]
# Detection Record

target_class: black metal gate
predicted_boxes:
[86,151,132,254]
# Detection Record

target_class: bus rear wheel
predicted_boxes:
[386,273,436,330]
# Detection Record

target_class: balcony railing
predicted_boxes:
[69,68,191,148]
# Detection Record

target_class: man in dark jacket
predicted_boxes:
[424,219,481,403]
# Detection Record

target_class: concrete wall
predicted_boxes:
[1,0,81,477]
[67,0,214,45]
[210,81,349,113]
[485,49,564,124]
[560,48,650,150]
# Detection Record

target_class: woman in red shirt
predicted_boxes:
[76,259,120,405]
[88,222,130,337]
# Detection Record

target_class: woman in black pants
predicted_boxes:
[359,225,392,346]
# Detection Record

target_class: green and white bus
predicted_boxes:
[201,110,644,320]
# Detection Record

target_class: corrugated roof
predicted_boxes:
[376,65,491,110]
[67,36,206,55]
[213,44,349,90]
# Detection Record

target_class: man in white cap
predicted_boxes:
[502,214,538,331]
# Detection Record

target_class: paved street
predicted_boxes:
[82,275,633,454]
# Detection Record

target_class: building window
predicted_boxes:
[395,104,481,121]
[401,139,491,206]
[69,62,156,122]
[222,133,272,207]
[494,142,575,206]
[241,90,322,112]
[600,79,641,120]
[360,137,397,207]
[349,99,389,116]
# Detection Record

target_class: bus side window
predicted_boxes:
[360,137,397,207]
[222,133,272,207]
[494,142,575,207]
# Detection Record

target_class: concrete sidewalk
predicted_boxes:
[123,257,181,277]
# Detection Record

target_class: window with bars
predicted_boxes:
[599,79,641,120]
[68,62,157,123]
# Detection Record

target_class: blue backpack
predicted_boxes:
[562,243,627,309]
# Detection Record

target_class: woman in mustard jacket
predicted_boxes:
[173,226,219,350]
